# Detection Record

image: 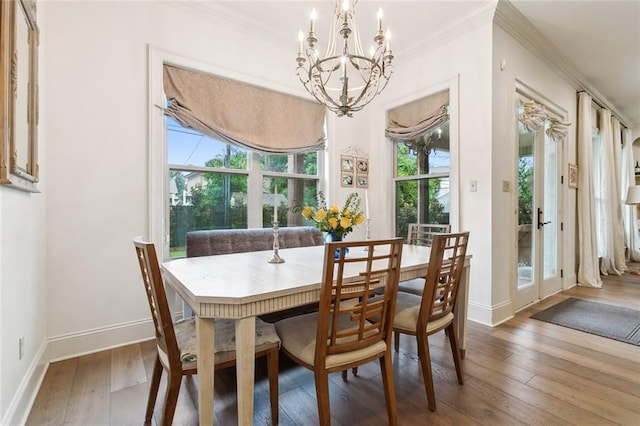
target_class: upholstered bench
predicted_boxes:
[186,226,323,257]
[186,226,323,322]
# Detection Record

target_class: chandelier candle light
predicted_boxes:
[296,0,393,117]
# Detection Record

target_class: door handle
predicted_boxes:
[537,207,551,229]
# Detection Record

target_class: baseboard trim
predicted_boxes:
[3,339,48,426]
[48,318,155,362]
[5,319,155,425]
[467,298,514,326]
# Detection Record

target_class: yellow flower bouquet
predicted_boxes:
[297,192,365,240]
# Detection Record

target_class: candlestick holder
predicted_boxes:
[268,221,285,263]
[363,218,372,251]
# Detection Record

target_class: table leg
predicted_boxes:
[236,316,256,426]
[455,262,471,359]
[196,316,215,425]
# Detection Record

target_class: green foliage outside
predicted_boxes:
[518,156,533,225]
[395,143,448,239]
[170,149,319,257]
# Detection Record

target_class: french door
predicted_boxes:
[515,111,563,310]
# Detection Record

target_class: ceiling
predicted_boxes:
[204,1,640,127]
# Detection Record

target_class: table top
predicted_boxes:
[161,244,434,306]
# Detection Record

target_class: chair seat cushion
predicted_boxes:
[175,317,281,365]
[275,312,387,369]
[397,278,424,296]
[393,292,454,334]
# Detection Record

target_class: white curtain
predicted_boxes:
[622,128,640,260]
[576,92,602,287]
[597,111,625,275]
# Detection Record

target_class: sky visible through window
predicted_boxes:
[167,117,236,167]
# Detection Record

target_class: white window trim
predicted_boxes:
[380,75,460,235]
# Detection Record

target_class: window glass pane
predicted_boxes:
[166,116,322,259]
[395,121,450,177]
[167,117,247,169]
[395,177,449,238]
[169,170,248,258]
[262,176,318,227]
[260,152,318,175]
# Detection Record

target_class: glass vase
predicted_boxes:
[325,232,349,259]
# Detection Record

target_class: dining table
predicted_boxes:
[161,243,472,425]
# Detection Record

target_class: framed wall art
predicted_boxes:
[341,155,354,172]
[356,174,368,188]
[568,163,578,189]
[341,172,354,187]
[0,0,40,192]
[356,158,368,174]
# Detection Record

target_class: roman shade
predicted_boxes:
[385,90,449,140]
[163,65,326,154]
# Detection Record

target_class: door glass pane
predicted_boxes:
[543,127,558,279]
[517,128,534,288]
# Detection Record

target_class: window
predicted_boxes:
[167,117,321,258]
[393,120,450,239]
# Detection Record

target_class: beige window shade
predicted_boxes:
[386,90,449,141]
[163,65,326,154]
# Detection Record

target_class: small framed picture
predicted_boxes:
[356,158,369,174]
[341,172,354,187]
[356,174,368,188]
[568,163,578,189]
[341,155,354,172]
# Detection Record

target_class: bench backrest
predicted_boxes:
[186,226,323,258]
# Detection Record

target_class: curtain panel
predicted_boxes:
[576,92,602,287]
[163,65,326,154]
[597,110,626,275]
[621,128,640,261]
[385,90,449,140]
[610,118,627,270]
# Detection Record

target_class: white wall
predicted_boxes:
[372,9,496,324]
[0,10,49,426]
[0,147,48,421]
[491,24,578,320]
[41,0,308,359]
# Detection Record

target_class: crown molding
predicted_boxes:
[164,0,291,46]
[495,0,631,127]
[397,1,498,65]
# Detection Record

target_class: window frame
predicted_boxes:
[383,78,459,240]
[149,46,324,261]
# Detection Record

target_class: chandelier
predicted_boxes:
[296,0,394,117]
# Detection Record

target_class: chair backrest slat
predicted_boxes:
[133,238,182,371]
[418,232,469,326]
[315,238,403,360]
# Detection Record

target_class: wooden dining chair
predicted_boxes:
[392,232,469,411]
[133,238,280,426]
[398,223,452,296]
[406,223,452,246]
[275,238,404,426]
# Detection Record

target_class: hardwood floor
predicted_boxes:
[27,273,640,425]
